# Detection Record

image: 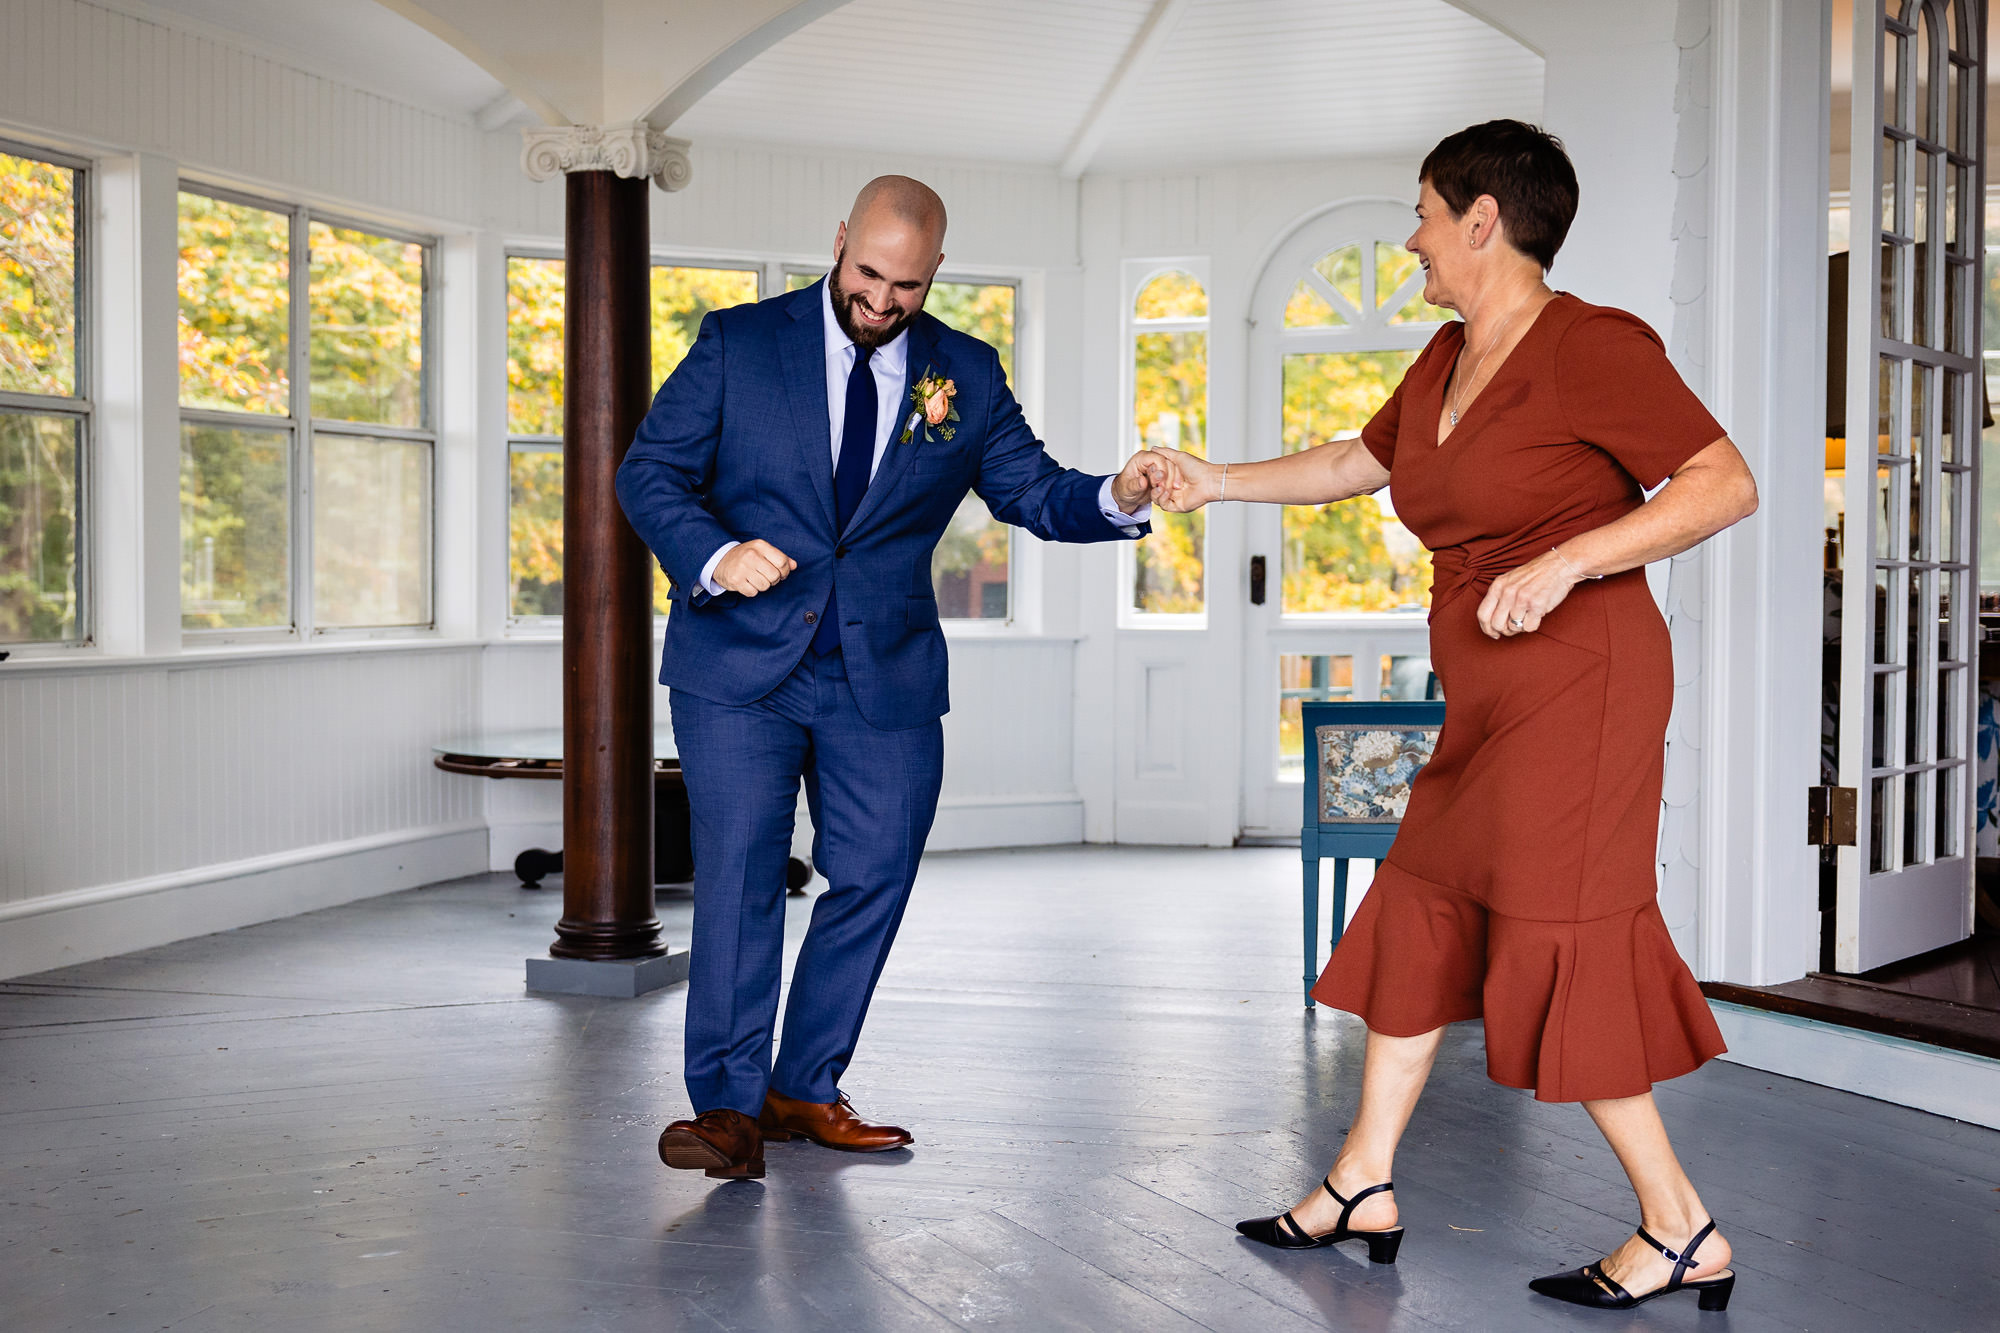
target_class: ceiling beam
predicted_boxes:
[1058,0,1194,179]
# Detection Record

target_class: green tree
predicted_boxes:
[0,151,80,642]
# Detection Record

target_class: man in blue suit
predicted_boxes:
[617,176,1165,1180]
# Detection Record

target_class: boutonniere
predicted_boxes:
[899,368,958,444]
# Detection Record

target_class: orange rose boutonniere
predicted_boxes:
[899,367,959,445]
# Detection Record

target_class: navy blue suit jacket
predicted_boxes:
[616,280,1147,730]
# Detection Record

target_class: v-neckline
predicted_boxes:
[1433,293,1563,448]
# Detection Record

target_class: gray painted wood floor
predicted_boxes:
[3,846,1996,1332]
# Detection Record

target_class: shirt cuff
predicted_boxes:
[698,541,740,597]
[1098,475,1149,533]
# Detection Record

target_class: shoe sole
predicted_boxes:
[759,1126,912,1153]
[658,1129,765,1179]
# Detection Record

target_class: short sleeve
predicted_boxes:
[1357,376,1404,469]
[1554,308,1726,489]
[1356,324,1455,470]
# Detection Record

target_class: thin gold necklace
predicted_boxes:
[1447,288,1546,428]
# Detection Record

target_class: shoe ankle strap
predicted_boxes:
[1636,1219,1716,1290]
[1319,1177,1393,1233]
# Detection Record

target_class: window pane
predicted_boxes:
[1134,269,1207,320]
[1134,329,1208,613]
[932,495,1009,620]
[507,256,564,435]
[0,152,78,396]
[178,193,290,414]
[0,410,80,643]
[1278,654,1354,780]
[313,434,429,627]
[509,448,563,617]
[652,265,759,389]
[1378,242,1453,324]
[1314,246,1364,313]
[181,421,290,628]
[1284,278,1344,328]
[309,222,425,427]
[786,270,819,293]
[1281,350,1431,613]
[926,280,1017,619]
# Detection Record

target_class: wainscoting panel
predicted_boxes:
[0,647,485,975]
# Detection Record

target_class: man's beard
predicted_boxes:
[828,258,920,348]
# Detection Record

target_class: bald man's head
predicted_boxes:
[829,176,948,348]
[848,175,948,246]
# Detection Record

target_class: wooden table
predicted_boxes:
[432,727,809,893]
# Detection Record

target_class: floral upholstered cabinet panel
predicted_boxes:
[1316,724,1440,823]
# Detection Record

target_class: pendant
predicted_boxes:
[1448,408,1460,426]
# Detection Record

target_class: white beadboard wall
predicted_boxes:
[478,638,1085,872]
[0,0,483,226]
[0,648,486,978]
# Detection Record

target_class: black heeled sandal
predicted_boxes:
[1528,1218,1735,1312]
[1236,1176,1404,1264]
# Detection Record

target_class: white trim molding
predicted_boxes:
[520,124,693,192]
[0,822,487,980]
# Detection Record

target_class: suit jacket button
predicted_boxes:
[803,612,818,625]
[835,546,849,559]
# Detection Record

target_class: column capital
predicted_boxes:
[520,123,693,193]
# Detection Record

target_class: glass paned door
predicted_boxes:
[1838,0,1984,971]
[1241,206,1448,837]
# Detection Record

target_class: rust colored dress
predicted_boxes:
[1311,294,1729,1103]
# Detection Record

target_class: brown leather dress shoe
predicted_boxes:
[657,1108,765,1179]
[759,1090,913,1152]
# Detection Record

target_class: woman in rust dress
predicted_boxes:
[1153,121,1759,1313]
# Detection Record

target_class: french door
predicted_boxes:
[1837,0,1984,971]
[1238,202,1447,837]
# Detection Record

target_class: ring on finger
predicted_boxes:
[1509,615,1526,629]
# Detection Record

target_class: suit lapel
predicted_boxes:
[846,315,947,538]
[779,282,837,531]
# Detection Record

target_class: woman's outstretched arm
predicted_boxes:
[1150,439,1389,511]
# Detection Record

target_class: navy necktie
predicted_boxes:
[811,344,877,656]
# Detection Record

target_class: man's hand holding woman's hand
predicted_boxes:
[714,539,797,597]
[1143,446,1221,513]
[1111,449,1174,514]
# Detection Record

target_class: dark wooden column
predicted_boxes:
[551,169,663,961]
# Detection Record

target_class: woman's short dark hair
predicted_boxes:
[1420,120,1579,270]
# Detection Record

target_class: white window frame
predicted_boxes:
[1121,256,1212,631]
[177,181,439,646]
[0,137,93,655]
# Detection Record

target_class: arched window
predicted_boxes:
[1276,239,1450,615]
[1129,267,1209,615]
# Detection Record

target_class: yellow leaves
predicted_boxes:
[1134,269,1207,321]
[0,151,78,397]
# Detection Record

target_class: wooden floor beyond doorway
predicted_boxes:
[1703,932,2000,1061]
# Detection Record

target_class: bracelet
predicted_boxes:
[1551,547,1600,581]
[1220,463,1229,500]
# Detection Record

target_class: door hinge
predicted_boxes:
[1807,785,1857,847]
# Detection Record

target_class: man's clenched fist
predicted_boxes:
[714,539,797,596]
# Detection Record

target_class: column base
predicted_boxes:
[525,948,689,998]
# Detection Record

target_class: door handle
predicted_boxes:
[1249,555,1267,605]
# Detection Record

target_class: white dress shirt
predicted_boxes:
[699,277,1147,594]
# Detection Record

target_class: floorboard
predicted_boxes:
[1,846,1995,1332]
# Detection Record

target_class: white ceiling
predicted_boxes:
[673,0,1545,170]
[95,0,1544,172]
[92,0,508,119]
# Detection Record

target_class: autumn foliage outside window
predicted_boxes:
[177,189,435,634]
[0,146,86,646]
[1130,269,1209,615]
[1278,241,1449,615]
